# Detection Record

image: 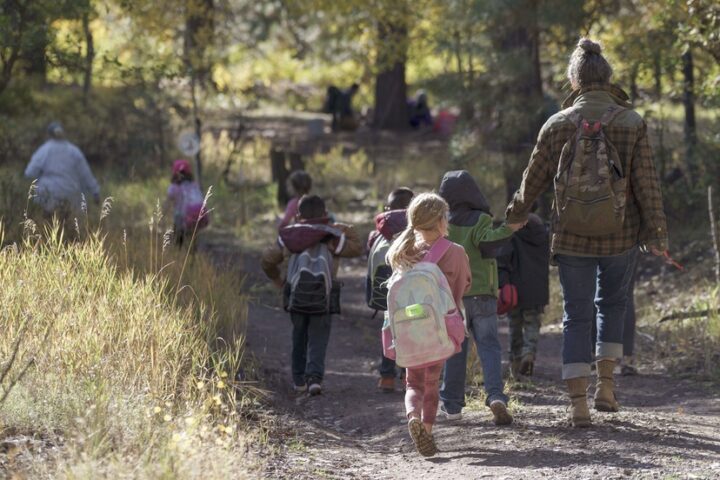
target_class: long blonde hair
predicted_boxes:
[386,192,449,271]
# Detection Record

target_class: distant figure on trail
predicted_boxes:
[324,83,359,131]
[408,90,432,129]
[505,38,668,428]
[166,159,209,247]
[383,193,470,457]
[278,170,313,230]
[365,187,415,392]
[261,195,362,396]
[25,121,100,219]
[497,212,550,377]
[437,170,524,426]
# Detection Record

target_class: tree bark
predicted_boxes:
[653,52,662,99]
[681,48,697,183]
[82,11,94,101]
[373,18,408,131]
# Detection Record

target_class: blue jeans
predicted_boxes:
[440,296,509,414]
[557,248,638,379]
[290,313,332,386]
[379,354,397,378]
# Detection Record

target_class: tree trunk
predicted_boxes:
[184,0,215,87]
[653,53,662,99]
[681,48,697,183]
[629,63,639,105]
[373,19,408,131]
[492,0,544,201]
[82,11,94,101]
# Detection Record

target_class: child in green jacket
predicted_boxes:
[438,170,524,425]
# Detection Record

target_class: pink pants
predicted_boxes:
[404,362,444,425]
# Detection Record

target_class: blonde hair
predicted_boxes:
[386,192,449,271]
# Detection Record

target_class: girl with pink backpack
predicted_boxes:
[166,160,209,246]
[384,193,471,457]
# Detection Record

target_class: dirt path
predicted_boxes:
[228,245,720,480]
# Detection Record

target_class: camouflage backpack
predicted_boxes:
[554,105,628,236]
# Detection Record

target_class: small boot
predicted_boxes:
[519,353,535,376]
[594,358,620,412]
[511,358,522,378]
[565,377,592,427]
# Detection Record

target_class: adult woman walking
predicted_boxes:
[505,38,668,427]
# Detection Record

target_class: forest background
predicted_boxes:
[0,0,719,477]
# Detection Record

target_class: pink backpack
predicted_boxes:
[381,238,465,368]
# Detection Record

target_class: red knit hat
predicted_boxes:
[172,159,192,176]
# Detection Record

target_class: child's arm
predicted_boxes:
[260,241,286,287]
[332,223,363,258]
[496,242,514,287]
[470,214,515,251]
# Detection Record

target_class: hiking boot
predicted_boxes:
[519,353,535,376]
[566,377,592,427]
[594,359,620,412]
[437,402,462,421]
[293,383,307,394]
[489,400,513,426]
[620,356,638,376]
[377,377,395,393]
[408,418,437,457]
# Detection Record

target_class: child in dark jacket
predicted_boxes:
[498,213,550,377]
[262,195,362,395]
[438,170,524,425]
[366,187,415,392]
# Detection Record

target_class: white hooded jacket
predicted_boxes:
[25,139,100,212]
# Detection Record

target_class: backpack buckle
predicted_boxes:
[582,120,601,134]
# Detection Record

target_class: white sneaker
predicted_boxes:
[293,384,307,393]
[308,383,322,396]
[437,402,463,421]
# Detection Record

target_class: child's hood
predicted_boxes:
[516,213,548,247]
[375,209,408,241]
[278,220,343,254]
[439,170,492,225]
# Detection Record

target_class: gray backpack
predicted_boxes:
[554,105,628,236]
[284,243,334,314]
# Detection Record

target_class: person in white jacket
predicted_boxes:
[25,122,100,216]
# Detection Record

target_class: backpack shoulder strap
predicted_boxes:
[423,237,452,264]
[600,105,626,127]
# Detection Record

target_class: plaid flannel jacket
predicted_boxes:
[506,84,668,256]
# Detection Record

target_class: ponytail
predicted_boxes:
[386,225,419,271]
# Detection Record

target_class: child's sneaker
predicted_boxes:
[437,402,463,421]
[490,399,513,426]
[408,418,437,457]
[377,377,395,393]
[308,380,322,396]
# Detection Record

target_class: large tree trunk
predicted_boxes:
[373,18,408,131]
[491,0,544,201]
[682,48,697,183]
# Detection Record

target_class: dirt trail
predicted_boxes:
[225,244,720,480]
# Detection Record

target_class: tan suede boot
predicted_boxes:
[566,377,592,427]
[594,358,620,412]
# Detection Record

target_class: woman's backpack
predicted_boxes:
[382,238,464,368]
[554,105,627,236]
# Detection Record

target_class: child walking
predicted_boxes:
[497,213,550,377]
[385,193,471,456]
[438,170,524,425]
[166,159,208,246]
[262,194,362,395]
[278,170,313,230]
[366,187,415,392]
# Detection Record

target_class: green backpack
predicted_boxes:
[554,105,628,237]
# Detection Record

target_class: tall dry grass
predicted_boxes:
[0,205,260,477]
